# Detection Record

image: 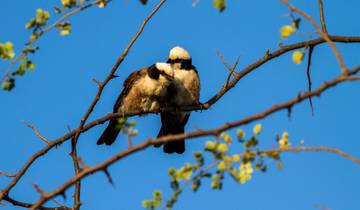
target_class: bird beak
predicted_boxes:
[160,71,174,81]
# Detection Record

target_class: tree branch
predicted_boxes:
[2,35,360,203]
[29,65,360,209]
[317,0,328,33]
[70,139,82,210]
[280,0,348,73]
[306,46,314,115]
[66,0,166,208]
[269,147,360,166]
[0,171,16,178]
[22,120,51,144]
[0,0,167,202]
[2,194,70,210]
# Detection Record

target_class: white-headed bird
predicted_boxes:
[97,63,173,145]
[156,46,200,154]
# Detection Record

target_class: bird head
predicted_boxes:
[167,46,193,69]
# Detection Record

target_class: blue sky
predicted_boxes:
[1,0,360,210]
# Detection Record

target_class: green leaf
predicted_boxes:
[0,41,15,60]
[2,78,15,91]
[25,18,36,29]
[26,60,36,70]
[13,63,26,76]
[213,0,226,12]
[54,7,62,14]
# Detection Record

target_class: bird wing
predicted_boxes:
[112,68,147,112]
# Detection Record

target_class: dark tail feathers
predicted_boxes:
[97,120,120,145]
[157,124,185,154]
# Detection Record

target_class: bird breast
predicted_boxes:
[172,68,200,105]
[141,74,170,97]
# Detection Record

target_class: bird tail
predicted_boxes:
[97,119,120,145]
[157,125,185,154]
[156,113,188,154]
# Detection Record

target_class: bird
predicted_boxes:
[156,46,200,154]
[97,63,174,146]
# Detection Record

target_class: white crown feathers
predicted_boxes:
[169,46,191,60]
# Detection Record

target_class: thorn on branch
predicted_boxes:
[287,106,292,120]
[265,49,271,57]
[60,192,67,200]
[111,74,120,79]
[103,169,115,187]
[77,157,89,170]
[92,78,101,87]
[32,184,45,197]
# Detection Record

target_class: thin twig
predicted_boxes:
[317,0,328,33]
[280,0,348,73]
[267,146,360,166]
[306,46,314,115]
[347,76,360,81]
[3,194,70,210]
[0,171,16,178]
[70,139,82,210]
[216,50,239,78]
[225,55,241,86]
[22,120,51,144]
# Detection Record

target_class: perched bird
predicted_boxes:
[97,63,173,145]
[156,46,200,154]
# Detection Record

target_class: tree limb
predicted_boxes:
[29,65,360,210]
[1,35,360,203]
[2,194,70,210]
[317,0,328,33]
[280,0,348,73]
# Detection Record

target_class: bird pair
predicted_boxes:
[97,46,200,154]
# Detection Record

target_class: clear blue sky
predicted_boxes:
[1,0,360,210]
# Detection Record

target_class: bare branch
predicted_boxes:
[216,50,239,77]
[216,50,241,87]
[317,0,328,33]
[280,0,348,73]
[22,120,50,144]
[204,35,360,108]
[0,0,167,202]
[306,46,315,115]
[3,194,70,210]
[31,143,360,210]
[2,35,360,203]
[70,0,167,145]
[269,147,360,166]
[347,76,360,81]
[0,171,16,178]
[29,65,360,209]
[70,139,82,210]
[67,0,166,207]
